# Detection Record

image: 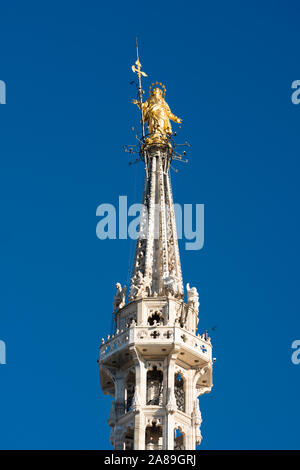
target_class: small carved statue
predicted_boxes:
[113,283,127,312]
[164,269,180,297]
[186,283,200,312]
[129,270,151,299]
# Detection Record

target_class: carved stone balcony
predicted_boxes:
[99,324,212,368]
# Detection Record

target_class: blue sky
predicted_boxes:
[0,0,300,449]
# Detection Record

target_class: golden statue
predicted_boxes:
[132,84,182,145]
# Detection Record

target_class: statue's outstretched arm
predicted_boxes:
[166,103,182,123]
[169,112,182,124]
[132,100,147,113]
[132,99,141,109]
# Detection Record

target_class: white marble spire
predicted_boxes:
[129,145,184,300]
[99,64,213,451]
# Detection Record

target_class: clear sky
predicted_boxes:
[0,0,300,450]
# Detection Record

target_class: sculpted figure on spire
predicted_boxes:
[132,85,182,145]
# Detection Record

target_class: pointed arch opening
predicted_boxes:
[174,372,185,412]
[123,426,134,450]
[174,427,185,450]
[145,421,163,450]
[147,366,163,405]
[147,310,164,326]
[125,370,135,412]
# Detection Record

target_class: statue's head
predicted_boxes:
[148,82,166,99]
[152,87,163,97]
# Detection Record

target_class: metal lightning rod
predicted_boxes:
[135,37,145,140]
[131,38,148,177]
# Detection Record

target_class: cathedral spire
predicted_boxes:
[130,48,184,301]
[99,48,213,451]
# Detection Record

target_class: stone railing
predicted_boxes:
[99,325,212,361]
[99,329,130,359]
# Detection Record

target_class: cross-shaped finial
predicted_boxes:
[131,37,148,80]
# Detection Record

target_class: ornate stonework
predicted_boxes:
[129,146,184,301]
[99,143,213,450]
